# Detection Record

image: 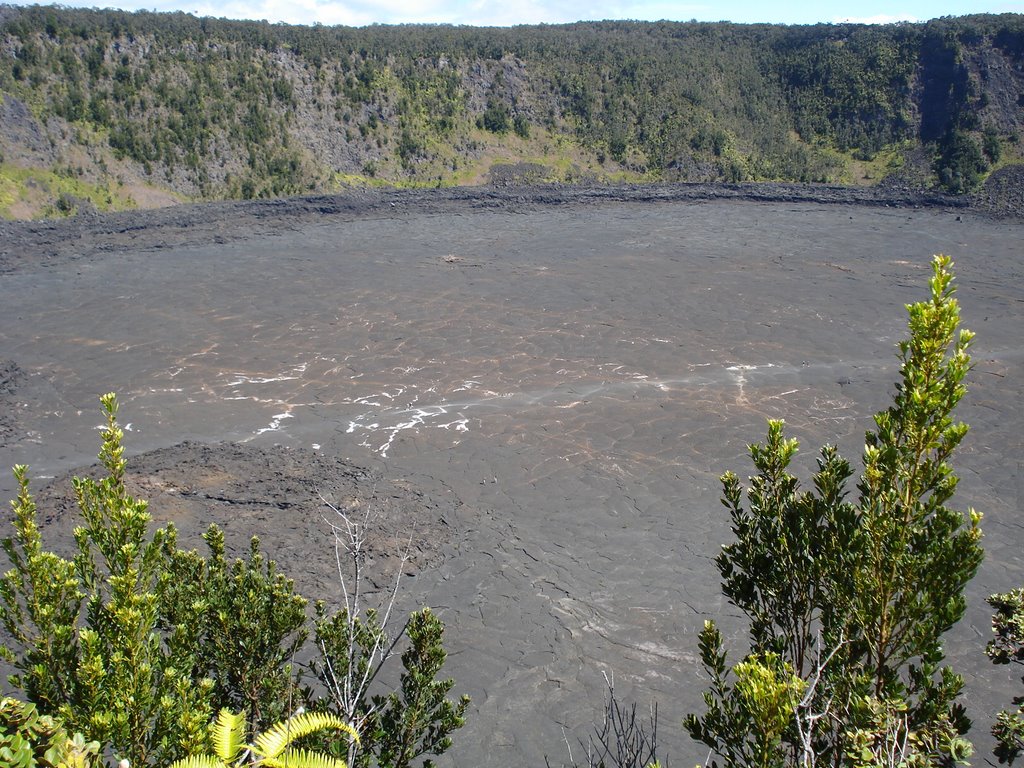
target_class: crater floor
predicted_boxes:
[1,193,1022,766]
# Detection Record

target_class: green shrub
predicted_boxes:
[513,115,530,139]
[935,130,988,193]
[687,256,981,767]
[481,99,510,134]
[307,496,468,768]
[159,528,309,738]
[2,393,468,767]
[311,601,469,768]
[0,696,100,768]
[0,394,212,766]
[1,395,312,763]
[371,608,469,768]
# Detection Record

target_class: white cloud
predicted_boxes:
[441,0,551,26]
[62,0,713,26]
[175,0,372,25]
[456,1,710,25]
[833,13,919,23]
[150,0,560,25]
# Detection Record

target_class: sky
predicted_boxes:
[48,0,1024,28]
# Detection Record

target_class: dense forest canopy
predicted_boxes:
[0,5,1022,216]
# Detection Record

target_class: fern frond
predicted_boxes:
[167,755,228,768]
[213,708,248,762]
[261,747,349,768]
[253,712,358,759]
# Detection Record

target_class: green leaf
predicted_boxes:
[253,712,358,760]
[167,756,228,768]
[212,709,247,763]
[262,747,351,768]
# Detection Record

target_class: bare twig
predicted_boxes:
[317,490,414,765]
[794,633,846,767]
[558,672,661,768]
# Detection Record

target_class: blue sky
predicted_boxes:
[52,0,1024,27]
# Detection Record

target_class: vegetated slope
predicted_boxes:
[0,5,1022,218]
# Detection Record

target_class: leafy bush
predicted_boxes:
[983,128,1003,164]
[1,393,468,768]
[312,605,469,768]
[481,99,510,134]
[687,256,982,767]
[308,496,469,768]
[0,697,100,768]
[0,394,212,766]
[159,528,309,737]
[935,130,988,193]
[513,115,530,139]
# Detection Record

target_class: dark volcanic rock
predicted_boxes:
[0,182,971,275]
[0,359,24,396]
[974,163,1024,219]
[0,359,25,443]
[32,441,459,598]
[1,190,1021,767]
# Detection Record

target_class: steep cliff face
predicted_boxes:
[0,6,1021,218]
[970,35,1024,134]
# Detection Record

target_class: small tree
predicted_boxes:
[687,255,982,767]
[159,527,309,738]
[309,498,469,768]
[0,394,212,766]
[2,397,469,767]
